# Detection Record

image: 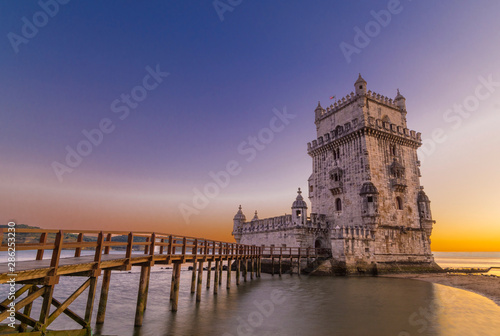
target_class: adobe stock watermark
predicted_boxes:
[417,74,500,163]
[213,0,243,22]
[339,0,410,64]
[51,64,169,182]
[178,107,295,224]
[7,0,71,54]
[222,281,300,336]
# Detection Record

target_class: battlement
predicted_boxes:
[307,116,421,153]
[316,89,404,122]
[236,215,293,234]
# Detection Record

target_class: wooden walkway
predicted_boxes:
[0,229,326,335]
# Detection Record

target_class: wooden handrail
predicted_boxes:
[0,229,330,274]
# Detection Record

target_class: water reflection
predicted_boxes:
[2,266,500,336]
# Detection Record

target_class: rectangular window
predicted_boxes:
[367,196,373,203]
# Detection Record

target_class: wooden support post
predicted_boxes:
[298,256,301,276]
[190,261,197,294]
[36,232,47,260]
[170,265,176,301]
[74,233,84,257]
[279,255,282,277]
[206,261,212,289]
[218,259,223,286]
[96,269,112,324]
[171,262,181,312]
[271,257,274,276]
[196,261,203,302]
[236,259,240,286]
[250,258,254,280]
[290,248,293,276]
[243,259,247,282]
[37,285,55,329]
[85,276,98,326]
[257,257,261,277]
[213,260,219,295]
[226,259,231,289]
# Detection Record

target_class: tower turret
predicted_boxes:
[314,101,325,123]
[252,211,259,221]
[417,187,434,238]
[355,73,367,95]
[395,89,406,111]
[232,205,246,243]
[291,188,308,225]
[359,181,380,230]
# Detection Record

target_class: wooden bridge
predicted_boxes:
[0,229,327,335]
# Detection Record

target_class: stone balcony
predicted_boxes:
[391,177,407,192]
[328,180,343,195]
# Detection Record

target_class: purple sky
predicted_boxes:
[1,0,499,249]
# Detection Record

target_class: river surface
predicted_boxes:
[1,251,500,336]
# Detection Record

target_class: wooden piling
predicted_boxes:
[37,284,55,330]
[190,261,197,293]
[170,265,176,301]
[213,260,219,295]
[134,265,151,326]
[298,256,301,276]
[236,259,240,286]
[96,269,112,324]
[250,258,254,280]
[196,261,203,302]
[171,262,181,312]
[226,259,231,289]
[279,255,282,277]
[206,261,212,289]
[243,259,247,282]
[218,259,223,285]
[84,276,98,327]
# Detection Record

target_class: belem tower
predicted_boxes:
[232,75,441,274]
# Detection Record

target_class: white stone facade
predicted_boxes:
[232,75,439,274]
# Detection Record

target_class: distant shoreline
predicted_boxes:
[382,273,500,306]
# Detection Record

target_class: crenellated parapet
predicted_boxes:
[315,89,406,123]
[238,214,293,233]
[307,116,422,155]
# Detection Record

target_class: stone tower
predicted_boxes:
[306,74,438,273]
[232,74,440,274]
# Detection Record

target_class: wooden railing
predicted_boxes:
[0,229,262,271]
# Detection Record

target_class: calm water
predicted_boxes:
[2,252,500,336]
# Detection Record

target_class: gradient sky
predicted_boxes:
[1,1,499,251]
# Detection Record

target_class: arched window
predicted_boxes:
[396,196,403,210]
[335,198,342,211]
[309,185,313,193]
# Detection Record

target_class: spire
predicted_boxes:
[355,73,367,85]
[355,73,367,95]
[315,101,323,111]
[292,188,307,209]
[395,88,406,110]
[395,89,405,100]
[233,205,246,221]
[252,210,259,221]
